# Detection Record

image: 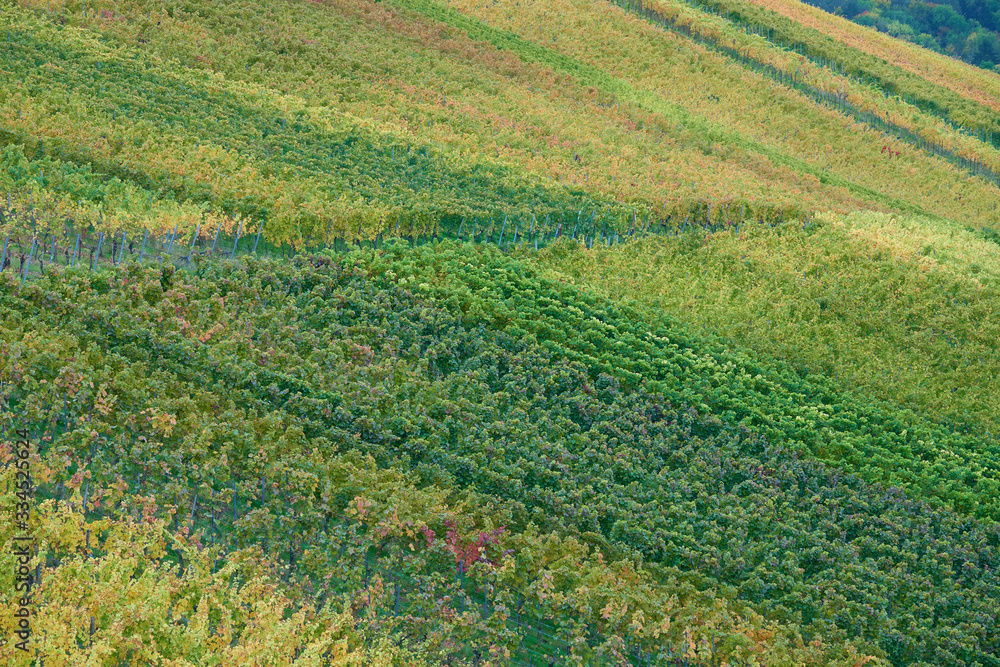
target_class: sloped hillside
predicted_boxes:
[3,0,1000,665]
[5,0,1000,247]
[4,248,999,666]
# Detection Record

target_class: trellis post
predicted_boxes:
[252,220,265,254]
[22,237,36,284]
[210,219,223,256]
[230,218,244,259]
[162,224,178,263]
[186,224,201,262]
[93,232,103,270]
[117,231,127,265]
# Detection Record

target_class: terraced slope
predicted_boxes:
[4,248,999,666]
[4,0,1000,665]
[4,0,1000,252]
[3,252,893,666]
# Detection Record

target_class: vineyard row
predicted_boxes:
[3,407,725,667]
[612,0,1000,190]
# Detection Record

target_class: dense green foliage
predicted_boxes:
[3,251,886,666]
[808,0,1000,69]
[3,246,999,665]
[529,211,1000,438]
[382,241,1000,523]
[5,0,1000,664]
